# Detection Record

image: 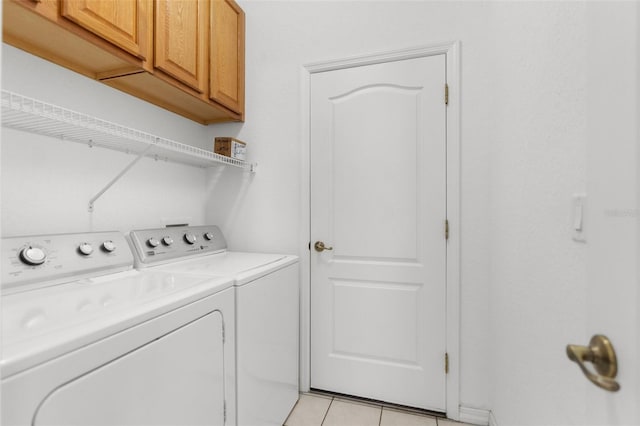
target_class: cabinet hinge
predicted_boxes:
[445,83,449,106]
[224,400,227,424]
[222,323,225,344]
[445,352,449,374]
[445,219,449,240]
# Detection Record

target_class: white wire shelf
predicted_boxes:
[1,90,256,172]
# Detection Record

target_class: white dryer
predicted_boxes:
[128,225,299,426]
[1,231,236,426]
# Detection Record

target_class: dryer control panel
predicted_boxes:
[128,225,227,267]
[1,232,133,294]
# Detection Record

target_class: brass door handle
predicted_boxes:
[314,241,333,252]
[566,334,620,392]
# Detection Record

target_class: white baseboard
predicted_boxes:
[459,406,491,425]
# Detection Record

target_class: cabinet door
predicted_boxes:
[61,0,151,60]
[155,0,208,94]
[210,0,245,115]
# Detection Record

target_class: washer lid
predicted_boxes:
[151,252,298,284]
[1,269,233,378]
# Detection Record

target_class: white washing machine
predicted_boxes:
[1,231,236,426]
[128,225,299,426]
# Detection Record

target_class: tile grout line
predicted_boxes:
[295,393,453,426]
[282,397,301,426]
[309,390,444,419]
[320,397,334,426]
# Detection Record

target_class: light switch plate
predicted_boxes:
[572,194,587,242]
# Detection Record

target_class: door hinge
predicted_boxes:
[224,400,227,424]
[222,323,225,343]
[445,352,449,374]
[445,83,449,106]
[445,219,449,240]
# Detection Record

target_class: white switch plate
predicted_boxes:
[572,194,586,242]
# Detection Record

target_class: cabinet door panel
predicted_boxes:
[210,0,245,115]
[61,0,150,60]
[155,0,208,93]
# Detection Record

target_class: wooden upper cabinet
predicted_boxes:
[210,0,245,116]
[155,0,208,94]
[4,0,245,124]
[61,0,152,60]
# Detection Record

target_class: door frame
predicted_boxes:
[299,41,461,420]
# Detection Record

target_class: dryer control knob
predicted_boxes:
[19,246,47,265]
[204,232,214,241]
[102,240,116,252]
[184,233,197,245]
[162,236,174,246]
[78,242,94,256]
[147,237,160,248]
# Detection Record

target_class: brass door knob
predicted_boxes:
[314,241,333,252]
[566,334,620,392]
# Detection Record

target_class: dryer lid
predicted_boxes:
[157,251,289,275]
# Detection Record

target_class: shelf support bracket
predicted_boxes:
[88,144,155,212]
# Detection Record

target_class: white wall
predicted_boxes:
[488,2,640,425]
[1,44,211,236]
[487,2,589,424]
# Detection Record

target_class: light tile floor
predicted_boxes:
[284,393,475,426]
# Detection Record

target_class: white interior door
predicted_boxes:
[310,54,447,411]
[573,2,639,423]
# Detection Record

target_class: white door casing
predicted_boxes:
[300,42,461,419]
[301,43,459,412]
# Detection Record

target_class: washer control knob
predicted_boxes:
[162,236,174,246]
[184,233,197,245]
[102,240,116,252]
[19,246,47,266]
[78,242,94,256]
[204,232,214,241]
[147,237,160,248]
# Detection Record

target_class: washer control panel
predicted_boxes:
[128,225,227,266]
[2,232,133,293]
